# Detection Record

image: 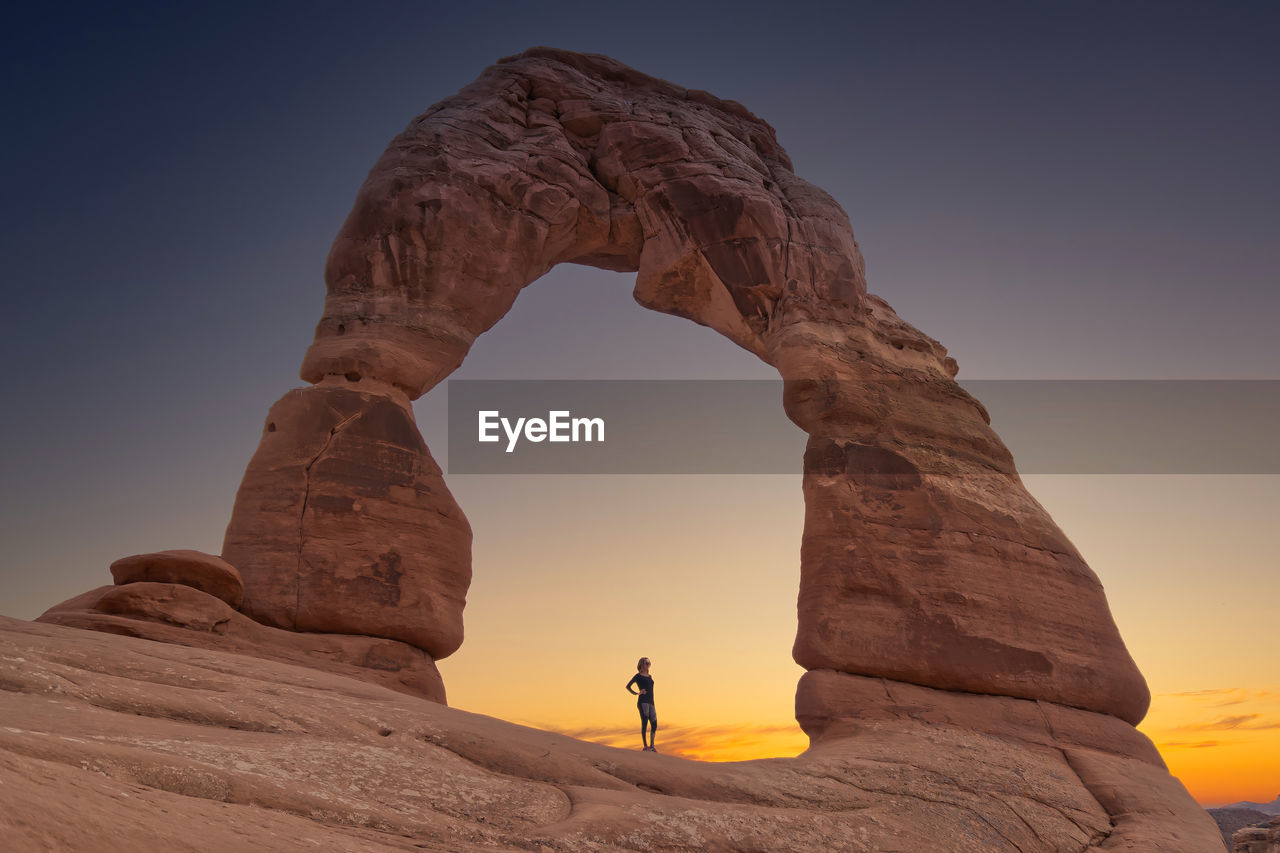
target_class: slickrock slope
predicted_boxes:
[38,584,445,703]
[0,618,1222,852]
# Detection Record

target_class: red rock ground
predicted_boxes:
[1,617,1222,852]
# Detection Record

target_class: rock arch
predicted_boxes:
[222,47,1149,727]
[33,47,1227,849]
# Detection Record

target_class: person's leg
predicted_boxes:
[649,709,658,751]
[639,704,657,748]
[639,704,657,750]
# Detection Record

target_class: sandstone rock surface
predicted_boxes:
[110,549,244,608]
[0,618,1222,852]
[223,381,470,659]
[38,584,444,703]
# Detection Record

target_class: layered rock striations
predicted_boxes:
[222,381,470,659]
[29,47,1220,849]
[39,583,445,702]
[0,618,1227,852]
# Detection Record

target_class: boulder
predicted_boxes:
[110,549,243,608]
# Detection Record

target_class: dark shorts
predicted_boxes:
[638,703,656,722]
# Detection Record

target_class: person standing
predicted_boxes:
[625,656,658,752]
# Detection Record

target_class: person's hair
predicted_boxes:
[637,657,649,671]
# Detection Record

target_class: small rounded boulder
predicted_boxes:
[110,549,245,609]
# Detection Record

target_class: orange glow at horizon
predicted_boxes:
[512,684,1280,806]
[476,685,1280,807]
[1142,687,1280,806]
[436,474,1278,809]
[543,720,810,763]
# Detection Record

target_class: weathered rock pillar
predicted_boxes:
[770,311,1150,724]
[222,379,470,660]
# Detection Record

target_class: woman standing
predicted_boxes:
[625,656,658,752]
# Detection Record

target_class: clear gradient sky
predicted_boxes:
[2,1,1276,806]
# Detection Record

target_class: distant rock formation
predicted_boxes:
[1212,808,1275,849]
[1229,796,1280,816]
[1234,815,1280,852]
[30,47,1221,848]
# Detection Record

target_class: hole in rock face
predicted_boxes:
[414,266,807,763]
[266,422,276,433]
[336,323,346,335]
[345,371,362,382]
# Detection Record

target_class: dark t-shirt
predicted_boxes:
[627,673,654,707]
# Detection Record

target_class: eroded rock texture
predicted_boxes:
[38,586,444,702]
[223,381,470,659]
[0,619,1224,852]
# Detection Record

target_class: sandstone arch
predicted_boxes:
[223,47,1147,724]
[33,47,1225,850]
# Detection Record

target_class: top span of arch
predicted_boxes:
[301,47,876,398]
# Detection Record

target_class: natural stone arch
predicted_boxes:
[33,47,1227,849]
[221,47,1148,727]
